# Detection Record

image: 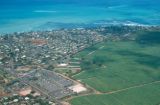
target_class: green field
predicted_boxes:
[71,82,160,105]
[70,40,160,105]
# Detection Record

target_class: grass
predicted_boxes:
[70,82,160,105]
[70,40,160,105]
[73,41,160,92]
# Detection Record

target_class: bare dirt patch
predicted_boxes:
[69,84,87,93]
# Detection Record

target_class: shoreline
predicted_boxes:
[0,24,159,36]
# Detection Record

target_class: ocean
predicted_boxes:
[0,0,160,34]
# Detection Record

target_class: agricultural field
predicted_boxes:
[70,82,160,105]
[70,31,160,105]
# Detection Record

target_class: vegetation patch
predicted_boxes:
[136,31,160,44]
[70,39,160,105]
[70,82,160,105]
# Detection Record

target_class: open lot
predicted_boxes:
[70,40,160,105]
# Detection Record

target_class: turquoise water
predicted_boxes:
[0,1,160,34]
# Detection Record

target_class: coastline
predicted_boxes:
[0,20,159,35]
